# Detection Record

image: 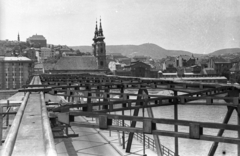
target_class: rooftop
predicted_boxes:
[34,63,43,69]
[210,57,228,63]
[3,57,32,61]
[28,35,46,41]
[133,55,148,59]
[53,56,99,70]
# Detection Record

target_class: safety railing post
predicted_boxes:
[0,106,3,146]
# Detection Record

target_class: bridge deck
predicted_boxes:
[2,77,134,156]
[2,74,240,156]
[46,93,156,156]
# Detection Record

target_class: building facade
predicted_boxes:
[27,35,47,47]
[208,57,232,76]
[114,61,158,78]
[0,57,34,89]
[175,55,196,67]
[40,47,53,61]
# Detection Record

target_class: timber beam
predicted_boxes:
[68,112,240,144]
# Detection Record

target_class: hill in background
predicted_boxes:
[71,43,239,59]
[208,48,240,56]
[71,43,203,59]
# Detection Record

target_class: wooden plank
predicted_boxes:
[22,84,49,88]
[71,121,240,144]
[70,111,240,131]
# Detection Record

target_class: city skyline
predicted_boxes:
[1,0,240,54]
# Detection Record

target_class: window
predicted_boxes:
[101,48,103,53]
[100,61,104,66]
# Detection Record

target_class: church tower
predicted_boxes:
[18,33,20,42]
[92,21,98,57]
[92,18,107,69]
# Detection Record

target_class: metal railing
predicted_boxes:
[114,119,177,156]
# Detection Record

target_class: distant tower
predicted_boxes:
[92,18,107,69]
[18,33,20,42]
[92,20,98,57]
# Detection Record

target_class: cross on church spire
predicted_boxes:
[98,17,104,37]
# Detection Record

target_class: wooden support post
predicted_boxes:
[0,106,2,146]
[142,106,146,156]
[121,86,126,149]
[174,91,178,156]
[208,106,234,156]
[6,100,9,127]
[145,90,163,156]
[71,90,74,103]
[86,86,92,111]
[237,105,240,156]
[96,86,101,106]
[126,88,163,155]
[126,89,143,153]
[117,119,122,146]
[103,89,109,110]
[65,124,68,136]
[122,110,125,149]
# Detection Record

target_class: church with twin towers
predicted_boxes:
[92,18,108,70]
[47,19,108,74]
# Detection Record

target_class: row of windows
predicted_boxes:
[6,78,24,82]
[6,73,23,76]
[5,63,24,67]
[5,68,23,72]
[6,85,22,89]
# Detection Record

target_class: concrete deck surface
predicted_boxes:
[12,93,45,156]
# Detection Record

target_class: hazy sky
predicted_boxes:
[1,0,240,54]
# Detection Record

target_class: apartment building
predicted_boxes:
[0,56,34,89]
